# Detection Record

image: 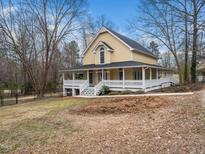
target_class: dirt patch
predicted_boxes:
[70,96,174,115]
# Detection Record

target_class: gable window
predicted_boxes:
[100,47,105,64]
[134,70,142,80]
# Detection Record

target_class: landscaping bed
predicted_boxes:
[70,96,178,115]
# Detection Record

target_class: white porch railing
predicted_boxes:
[124,80,143,88]
[145,77,177,88]
[94,81,103,95]
[63,76,178,95]
[198,76,205,82]
[64,80,87,87]
[103,80,143,89]
[103,76,177,90]
[103,80,123,88]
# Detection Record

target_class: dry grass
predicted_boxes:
[0,97,88,153]
[0,90,204,154]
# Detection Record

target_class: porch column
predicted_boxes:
[72,88,75,96]
[72,72,75,80]
[62,73,66,96]
[102,69,104,81]
[72,72,75,96]
[156,69,159,80]
[149,68,152,80]
[87,70,89,81]
[142,67,145,90]
[123,68,125,88]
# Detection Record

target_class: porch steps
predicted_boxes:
[81,87,95,96]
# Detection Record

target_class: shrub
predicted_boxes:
[134,90,145,94]
[100,85,110,95]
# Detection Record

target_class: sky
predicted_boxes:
[87,0,139,35]
[87,0,167,52]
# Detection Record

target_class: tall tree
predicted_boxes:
[191,0,205,82]
[0,0,85,97]
[129,0,185,83]
[81,15,116,48]
[148,41,160,60]
[62,41,80,69]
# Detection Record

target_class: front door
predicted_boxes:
[89,71,93,86]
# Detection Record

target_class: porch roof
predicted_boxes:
[61,61,170,72]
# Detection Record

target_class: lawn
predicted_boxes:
[0,90,204,154]
[0,97,89,153]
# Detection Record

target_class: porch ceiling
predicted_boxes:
[60,61,170,72]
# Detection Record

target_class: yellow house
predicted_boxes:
[62,27,176,96]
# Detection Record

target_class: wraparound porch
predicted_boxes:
[62,67,177,96]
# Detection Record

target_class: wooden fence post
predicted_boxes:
[15,92,18,104]
[0,95,4,106]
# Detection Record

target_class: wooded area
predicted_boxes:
[0,0,205,99]
[129,0,205,84]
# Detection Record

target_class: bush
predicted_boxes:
[134,90,145,94]
[100,85,110,95]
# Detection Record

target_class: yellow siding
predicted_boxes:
[83,31,133,65]
[132,52,157,65]
[110,69,119,80]
[125,68,133,80]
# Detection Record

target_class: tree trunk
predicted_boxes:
[176,57,184,84]
[191,0,198,83]
[184,0,189,83]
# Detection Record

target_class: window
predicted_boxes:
[119,68,123,80]
[100,47,105,64]
[75,73,84,79]
[134,70,142,80]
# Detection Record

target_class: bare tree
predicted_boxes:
[129,0,185,83]
[81,15,116,48]
[62,40,80,69]
[191,0,205,82]
[160,51,172,69]
[0,0,85,97]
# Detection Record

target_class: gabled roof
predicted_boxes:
[83,27,156,58]
[106,27,156,57]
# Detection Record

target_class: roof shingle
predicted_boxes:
[106,27,156,57]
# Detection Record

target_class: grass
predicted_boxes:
[0,97,89,153]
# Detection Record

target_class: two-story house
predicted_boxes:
[61,27,177,96]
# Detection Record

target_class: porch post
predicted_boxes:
[72,72,75,96]
[156,69,159,80]
[142,67,145,90]
[149,68,152,80]
[102,69,104,81]
[87,70,89,81]
[62,73,66,96]
[123,68,125,88]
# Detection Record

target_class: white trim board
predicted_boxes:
[74,92,194,98]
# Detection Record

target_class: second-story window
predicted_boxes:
[100,47,105,64]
